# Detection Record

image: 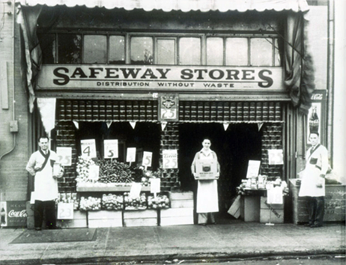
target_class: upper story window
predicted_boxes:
[39,33,281,67]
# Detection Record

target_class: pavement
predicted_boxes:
[0,219,345,265]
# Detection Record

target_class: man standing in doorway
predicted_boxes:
[299,132,329,228]
[26,136,63,230]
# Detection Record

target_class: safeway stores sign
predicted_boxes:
[37,65,284,91]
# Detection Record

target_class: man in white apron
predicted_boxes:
[26,136,63,230]
[191,139,220,225]
[299,132,328,228]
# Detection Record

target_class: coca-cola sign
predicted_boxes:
[5,201,27,227]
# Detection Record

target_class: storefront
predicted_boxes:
[15,0,324,227]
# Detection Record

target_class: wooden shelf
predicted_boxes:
[76,183,151,192]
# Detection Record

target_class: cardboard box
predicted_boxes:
[243,196,260,222]
[260,196,284,223]
[88,210,122,228]
[160,208,194,226]
[124,210,157,227]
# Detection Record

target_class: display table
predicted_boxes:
[289,179,346,224]
[76,183,151,192]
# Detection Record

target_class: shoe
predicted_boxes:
[310,224,323,228]
[35,227,42,231]
[304,223,312,227]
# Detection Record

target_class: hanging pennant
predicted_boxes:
[161,121,167,131]
[130,121,136,129]
[73,121,79,129]
[257,122,264,131]
[223,123,230,131]
[106,121,112,128]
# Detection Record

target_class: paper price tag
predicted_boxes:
[150,178,161,194]
[129,182,142,199]
[142,151,152,167]
[56,147,72,166]
[104,139,118,158]
[162,149,178,169]
[81,139,97,158]
[126,147,136,163]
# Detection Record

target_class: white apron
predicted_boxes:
[195,152,219,213]
[33,151,59,201]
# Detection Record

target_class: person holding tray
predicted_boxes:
[191,138,220,225]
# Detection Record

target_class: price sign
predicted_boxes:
[56,147,72,166]
[150,178,161,194]
[104,140,118,159]
[80,139,97,158]
[126,147,136,163]
[246,160,261,178]
[129,182,142,199]
[142,151,152,167]
[162,149,178,169]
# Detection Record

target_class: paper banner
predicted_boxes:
[161,121,167,131]
[126,147,136,163]
[56,147,72,166]
[73,121,79,129]
[37,98,56,133]
[223,123,230,131]
[257,122,264,131]
[130,122,136,129]
[104,140,118,159]
[106,121,112,128]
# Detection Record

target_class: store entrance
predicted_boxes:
[179,123,262,222]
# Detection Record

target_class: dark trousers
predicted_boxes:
[307,196,324,226]
[34,200,56,229]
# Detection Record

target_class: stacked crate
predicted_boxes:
[124,210,158,227]
[88,211,122,228]
[57,211,88,228]
[160,191,194,226]
[259,196,284,223]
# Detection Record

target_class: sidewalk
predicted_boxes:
[0,221,345,265]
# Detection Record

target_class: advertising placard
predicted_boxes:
[1,201,27,227]
[81,139,97,158]
[196,160,217,179]
[158,94,179,121]
[56,147,72,166]
[104,139,118,159]
[162,149,178,169]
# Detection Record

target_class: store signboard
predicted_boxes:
[37,65,284,91]
[56,147,72,166]
[81,139,97,158]
[104,139,118,159]
[1,201,27,227]
[162,149,178,169]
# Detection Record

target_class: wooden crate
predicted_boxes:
[169,191,193,200]
[243,196,260,222]
[290,179,346,224]
[57,211,87,228]
[124,210,157,227]
[260,197,284,223]
[170,199,194,208]
[88,210,122,228]
[160,208,194,226]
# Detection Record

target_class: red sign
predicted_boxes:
[2,201,27,227]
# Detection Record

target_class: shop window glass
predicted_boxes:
[207,37,223,65]
[225,38,248,66]
[274,38,281,66]
[39,34,56,64]
[157,39,175,65]
[130,37,153,65]
[83,35,107,64]
[250,38,272,66]
[58,34,82,64]
[109,35,125,64]
[179,37,201,65]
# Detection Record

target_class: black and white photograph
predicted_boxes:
[0,0,345,264]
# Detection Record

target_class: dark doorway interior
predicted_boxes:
[179,123,262,222]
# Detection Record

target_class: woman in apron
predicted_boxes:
[191,138,220,225]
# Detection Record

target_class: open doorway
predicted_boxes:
[179,123,262,223]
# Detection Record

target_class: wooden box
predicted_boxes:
[124,210,157,227]
[160,208,194,226]
[169,191,194,208]
[88,211,122,228]
[290,179,346,224]
[260,196,284,223]
[57,211,87,228]
[243,196,260,222]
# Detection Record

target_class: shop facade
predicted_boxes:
[2,0,341,227]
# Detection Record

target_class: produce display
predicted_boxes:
[79,196,101,211]
[147,194,170,209]
[124,192,147,210]
[101,194,124,210]
[98,159,134,183]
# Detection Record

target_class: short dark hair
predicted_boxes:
[309,132,319,137]
[38,136,49,142]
